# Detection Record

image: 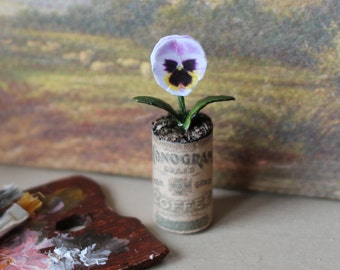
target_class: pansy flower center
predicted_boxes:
[163,59,197,90]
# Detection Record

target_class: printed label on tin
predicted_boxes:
[152,133,213,233]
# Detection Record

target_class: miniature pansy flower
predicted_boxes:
[151,35,207,96]
[134,35,235,131]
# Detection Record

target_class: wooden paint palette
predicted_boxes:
[0,176,169,269]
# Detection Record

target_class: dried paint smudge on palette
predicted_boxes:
[0,184,129,270]
[0,229,129,269]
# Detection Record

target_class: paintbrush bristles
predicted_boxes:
[16,192,43,216]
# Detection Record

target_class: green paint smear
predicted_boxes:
[46,187,86,213]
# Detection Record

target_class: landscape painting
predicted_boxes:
[0,0,339,199]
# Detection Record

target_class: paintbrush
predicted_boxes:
[0,184,22,210]
[0,192,43,239]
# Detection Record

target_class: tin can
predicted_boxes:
[152,128,213,234]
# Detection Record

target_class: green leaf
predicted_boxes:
[133,96,181,123]
[183,95,235,131]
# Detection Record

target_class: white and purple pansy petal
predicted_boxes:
[150,35,207,96]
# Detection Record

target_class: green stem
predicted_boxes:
[177,96,187,121]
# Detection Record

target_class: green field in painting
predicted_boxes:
[0,28,339,196]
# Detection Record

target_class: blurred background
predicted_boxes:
[0,0,339,198]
